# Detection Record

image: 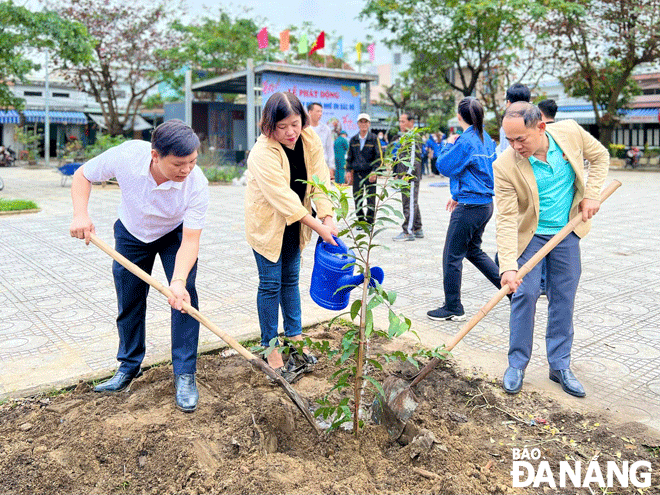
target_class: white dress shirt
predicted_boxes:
[83,140,209,243]
[310,122,335,170]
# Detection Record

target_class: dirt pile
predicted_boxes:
[1,323,658,494]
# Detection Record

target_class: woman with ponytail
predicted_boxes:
[426,97,502,321]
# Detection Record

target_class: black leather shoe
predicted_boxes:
[94,368,142,393]
[502,366,525,394]
[175,373,199,412]
[549,368,586,397]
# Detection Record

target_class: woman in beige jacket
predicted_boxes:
[246,92,337,378]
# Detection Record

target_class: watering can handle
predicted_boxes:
[317,234,348,253]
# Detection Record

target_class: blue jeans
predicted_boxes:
[508,233,581,370]
[253,242,302,347]
[442,202,501,312]
[112,220,199,375]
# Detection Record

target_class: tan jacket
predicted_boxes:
[493,120,609,274]
[245,127,334,262]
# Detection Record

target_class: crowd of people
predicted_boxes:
[69,86,609,412]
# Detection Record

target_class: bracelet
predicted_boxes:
[171,277,186,284]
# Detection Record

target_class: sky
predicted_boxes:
[186,0,394,66]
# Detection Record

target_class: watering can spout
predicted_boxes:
[343,273,366,289]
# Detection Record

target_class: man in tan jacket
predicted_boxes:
[494,102,609,397]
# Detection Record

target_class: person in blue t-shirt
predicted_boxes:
[426,97,502,321]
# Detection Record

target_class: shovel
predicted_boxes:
[89,233,321,434]
[378,179,622,439]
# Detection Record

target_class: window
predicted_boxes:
[52,92,70,98]
[24,91,42,97]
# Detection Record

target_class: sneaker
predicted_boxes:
[427,306,466,321]
[393,232,415,241]
[413,229,424,238]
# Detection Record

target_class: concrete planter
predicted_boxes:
[610,158,625,169]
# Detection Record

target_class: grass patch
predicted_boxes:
[0,198,39,211]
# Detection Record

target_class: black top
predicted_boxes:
[346,131,382,173]
[280,137,307,250]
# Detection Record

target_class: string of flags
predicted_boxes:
[257,28,374,63]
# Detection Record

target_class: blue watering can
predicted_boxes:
[310,236,385,311]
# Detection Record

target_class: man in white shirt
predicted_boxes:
[69,119,209,413]
[307,102,335,180]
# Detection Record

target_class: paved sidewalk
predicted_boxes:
[1,165,659,432]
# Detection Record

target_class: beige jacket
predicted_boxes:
[493,119,609,274]
[245,127,334,262]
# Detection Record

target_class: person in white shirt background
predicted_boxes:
[307,102,335,180]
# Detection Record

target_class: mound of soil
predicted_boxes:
[1,323,658,494]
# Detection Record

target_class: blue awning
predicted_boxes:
[620,108,659,124]
[23,110,88,125]
[0,110,19,124]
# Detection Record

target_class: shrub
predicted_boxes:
[608,143,626,158]
[201,166,244,183]
[85,135,130,160]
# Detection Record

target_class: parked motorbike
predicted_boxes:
[0,146,16,167]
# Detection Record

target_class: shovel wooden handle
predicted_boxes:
[90,233,256,362]
[89,232,321,434]
[410,179,621,388]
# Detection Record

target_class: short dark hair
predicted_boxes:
[400,111,415,122]
[506,83,531,104]
[151,119,200,157]
[538,99,558,120]
[260,92,308,137]
[503,101,542,128]
[457,97,485,141]
[307,102,322,112]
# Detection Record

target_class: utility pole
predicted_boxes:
[44,51,50,167]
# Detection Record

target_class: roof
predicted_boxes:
[192,62,378,94]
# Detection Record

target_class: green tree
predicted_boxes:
[361,0,546,126]
[0,1,93,108]
[542,0,659,145]
[47,0,184,136]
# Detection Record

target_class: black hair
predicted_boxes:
[307,102,322,112]
[400,111,415,122]
[503,101,542,128]
[457,97,485,141]
[538,99,558,121]
[506,83,531,104]
[259,92,308,136]
[151,119,200,157]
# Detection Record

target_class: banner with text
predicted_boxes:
[261,72,362,136]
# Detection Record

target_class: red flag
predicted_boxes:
[279,30,290,52]
[257,27,268,49]
[309,31,325,55]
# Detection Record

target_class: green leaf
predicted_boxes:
[350,299,362,320]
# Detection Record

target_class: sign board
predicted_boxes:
[261,72,361,136]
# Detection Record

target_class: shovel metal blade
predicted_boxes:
[376,375,420,439]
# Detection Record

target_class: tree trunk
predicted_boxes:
[598,124,614,147]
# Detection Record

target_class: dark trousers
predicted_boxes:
[401,176,422,234]
[112,220,199,375]
[508,233,581,370]
[442,202,500,312]
[352,170,377,224]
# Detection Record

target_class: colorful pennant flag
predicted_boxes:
[368,43,375,62]
[336,37,343,59]
[309,31,325,56]
[298,33,308,55]
[356,42,362,62]
[279,30,290,52]
[257,27,268,49]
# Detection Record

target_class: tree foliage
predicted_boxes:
[361,0,543,123]
[542,0,660,144]
[46,0,184,135]
[0,1,93,109]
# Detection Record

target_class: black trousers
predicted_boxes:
[352,170,377,224]
[442,202,500,312]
